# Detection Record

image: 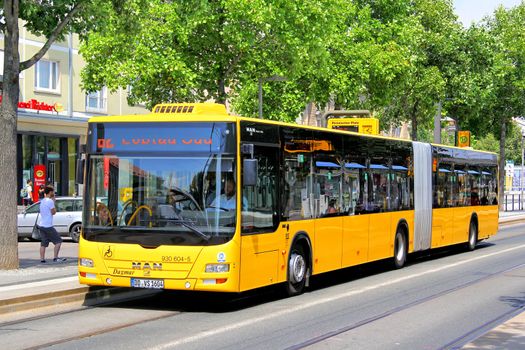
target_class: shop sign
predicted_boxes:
[0,96,62,112]
[33,165,46,202]
[457,130,471,148]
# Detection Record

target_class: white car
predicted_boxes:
[18,197,83,242]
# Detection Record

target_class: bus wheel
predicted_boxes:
[286,244,307,296]
[393,229,407,269]
[466,221,478,251]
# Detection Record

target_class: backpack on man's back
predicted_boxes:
[20,187,28,198]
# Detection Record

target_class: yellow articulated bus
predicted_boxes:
[77,103,499,295]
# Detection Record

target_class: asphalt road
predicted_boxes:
[3,223,525,350]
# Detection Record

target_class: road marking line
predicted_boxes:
[0,276,78,292]
[148,243,525,350]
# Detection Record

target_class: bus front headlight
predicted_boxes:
[79,258,94,267]
[205,264,230,273]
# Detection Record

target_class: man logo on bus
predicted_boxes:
[132,262,163,270]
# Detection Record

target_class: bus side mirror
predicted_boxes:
[76,159,85,185]
[243,159,258,186]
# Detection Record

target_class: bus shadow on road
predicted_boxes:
[308,241,495,292]
[104,286,285,314]
[98,242,496,314]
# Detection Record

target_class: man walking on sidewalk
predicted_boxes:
[39,186,67,263]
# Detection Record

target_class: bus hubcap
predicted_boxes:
[289,253,306,284]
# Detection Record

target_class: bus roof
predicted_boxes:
[88,103,497,156]
[88,103,236,123]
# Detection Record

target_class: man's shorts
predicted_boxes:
[39,226,62,247]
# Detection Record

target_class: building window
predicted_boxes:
[86,87,107,112]
[35,59,59,92]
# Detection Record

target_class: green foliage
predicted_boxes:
[472,133,499,154]
[473,123,523,163]
[311,0,460,140]
[80,0,350,111]
[458,4,525,139]
[231,80,308,122]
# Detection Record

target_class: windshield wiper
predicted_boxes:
[88,225,116,231]
[165,219,210,241]
[85,226,117,237]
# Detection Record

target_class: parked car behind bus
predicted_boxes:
[18,197,83,242]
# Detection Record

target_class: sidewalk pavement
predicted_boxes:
[0,211,524,347]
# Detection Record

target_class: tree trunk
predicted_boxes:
[217,77,226,104]
[498,118,506,211]
[0,0,20,269]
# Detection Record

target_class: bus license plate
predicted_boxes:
[130,278,164,289]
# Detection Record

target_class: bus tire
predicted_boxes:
[285,243,308,296]
[466,220,478,251]
[393,228,407,269]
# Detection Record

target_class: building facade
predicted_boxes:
[1,26,149,203]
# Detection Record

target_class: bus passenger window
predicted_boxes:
[455,165,469,207]
[343,136,368,215]
[342,166,364,215]
[468,167,481,206]
[391,142,412,211]
[482,166,498,205]
[314,158,342,217]
[391,166,409,211]
[283,153,312,220]
[241,147,278,233]
[370,165,389,212]
[436,164,453,208]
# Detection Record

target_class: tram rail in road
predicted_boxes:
[1,223,525,349]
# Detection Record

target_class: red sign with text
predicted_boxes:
[0,96,63,112]
[33,165,46,202]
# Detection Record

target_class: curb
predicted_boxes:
[0,285,160,323]
[499,215,525,225]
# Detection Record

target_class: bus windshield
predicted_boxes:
[83,122,237,246]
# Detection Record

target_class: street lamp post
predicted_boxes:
[258,75,287,119]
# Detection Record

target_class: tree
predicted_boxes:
[0,0,121,269]
[80,0,350,112]
[315,0,416,122]
[381,0,462,141]
[0,0,89,269]
[468,4,525,206]
[305,0,460,141]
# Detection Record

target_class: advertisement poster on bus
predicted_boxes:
[33,165,46,202]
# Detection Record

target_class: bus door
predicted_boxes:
[239,144,282,291]
[453,164,471,244]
